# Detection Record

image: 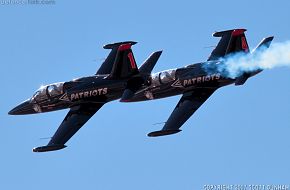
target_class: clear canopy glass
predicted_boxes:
[32,82,64,102]
[151,69,176,86]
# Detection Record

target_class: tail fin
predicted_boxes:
[120,51,162,102]
[96,41,137,75]
[235,36,274,86]
[108,43,139,79]
[208,29,249,61]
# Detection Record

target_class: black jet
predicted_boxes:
[9,29,273,152]
[8,41,163,152]
[124,29,274,137]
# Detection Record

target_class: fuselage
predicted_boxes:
[8,61,235,115]
[129,61,235,102]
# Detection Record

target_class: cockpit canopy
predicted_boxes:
[151,69,176,86]
[32,82,64,102]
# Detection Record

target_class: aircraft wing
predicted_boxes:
[148,88,216,137]
[33,103,103,152]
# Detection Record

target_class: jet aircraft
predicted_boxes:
[9,29,274,152]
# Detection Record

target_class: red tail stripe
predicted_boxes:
[118,44,132,51]
[232,29,246,36]
[241,37,249,52]
[128,52,136,69]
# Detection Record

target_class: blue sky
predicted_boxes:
[1,1,290,189]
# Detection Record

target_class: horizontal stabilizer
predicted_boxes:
[120,88,135,102]
[148,129,182,137]
[120,76,145,102]
[212,29,246,37]
[252,36,274,53]
[139,51,162,75]
[32,144,66,152]
[103,41,137,49]
[235,73,251,86]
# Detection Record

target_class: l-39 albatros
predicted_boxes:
[9,29,273,152]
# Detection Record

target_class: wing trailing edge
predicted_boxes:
[33,103,103,152]
[148,88,216,137]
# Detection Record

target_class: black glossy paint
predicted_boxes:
[8,30,274,152]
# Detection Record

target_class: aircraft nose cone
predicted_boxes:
[8,100,36,115]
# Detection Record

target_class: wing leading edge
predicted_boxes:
[148,88,216,137]
[33,103,103,152]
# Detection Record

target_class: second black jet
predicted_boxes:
[9,29,274,152]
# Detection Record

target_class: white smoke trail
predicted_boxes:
[217,41,290,78]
